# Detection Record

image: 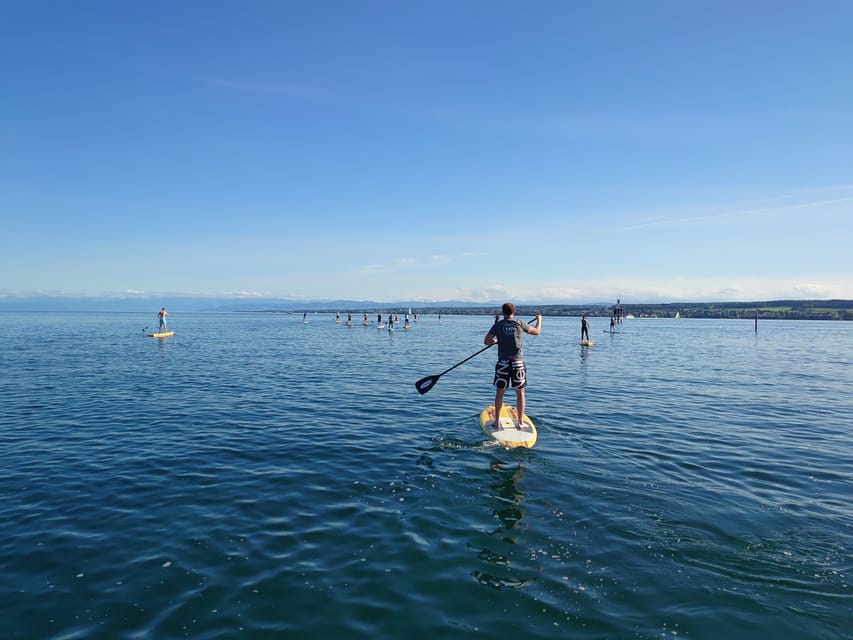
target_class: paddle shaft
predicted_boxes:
[435,343,493,377]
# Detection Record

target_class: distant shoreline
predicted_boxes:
[1,298,851,320]
[251,300,853,321]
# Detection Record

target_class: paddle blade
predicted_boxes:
[415,374,440,395]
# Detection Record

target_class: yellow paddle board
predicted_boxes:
[479,405,537,448]
[148,331,174,338]
[580,340,594,346]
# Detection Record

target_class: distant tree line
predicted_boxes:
[349,300,853,321]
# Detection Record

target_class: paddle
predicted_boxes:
[414,343,494,395]
[414,316,539,395]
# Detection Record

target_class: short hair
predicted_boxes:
[501,302,515,316]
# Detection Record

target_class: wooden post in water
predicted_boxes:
[755,310,758,333]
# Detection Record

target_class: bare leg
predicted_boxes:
[516,387,526,429]
[494,387,506,427]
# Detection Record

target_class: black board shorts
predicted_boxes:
[494,359,527,389]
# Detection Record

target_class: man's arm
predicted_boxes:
[527,315,542,336]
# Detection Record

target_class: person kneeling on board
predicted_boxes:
[484,303,542,430]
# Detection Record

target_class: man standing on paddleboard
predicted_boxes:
[484,302,542,430]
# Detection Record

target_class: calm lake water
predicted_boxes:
[1,311,850,639]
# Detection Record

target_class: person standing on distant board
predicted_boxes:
[484,302,542,430]
[157,307,168,332]
[581,314,590,341]
[610,315,616,332]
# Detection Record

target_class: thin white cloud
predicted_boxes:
[208,77,326,97]
[614,192,853,232]
[6,275,851,304]
[414,274,853,305]
[222,290,272,298]
[354,264,389,275]
[792,282,838,298]
[729,184,853,207]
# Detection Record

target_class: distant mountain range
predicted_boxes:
[0,294,502,313]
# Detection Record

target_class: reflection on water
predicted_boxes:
[579,343,591,382]
[155,336,170,354]
[488,460,526,541]
[472,460,534,590]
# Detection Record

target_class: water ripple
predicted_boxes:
[0,313,850,639]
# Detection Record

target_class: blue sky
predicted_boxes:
[2,1,851,303]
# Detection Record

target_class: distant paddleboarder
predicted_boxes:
[157,307,168,332]
[581,315,590,342]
